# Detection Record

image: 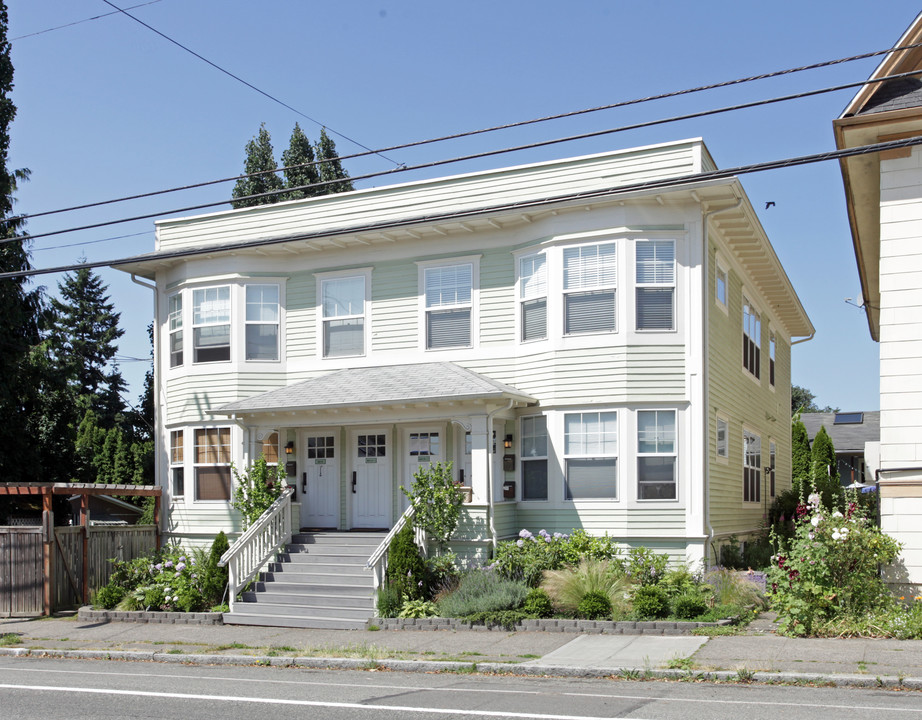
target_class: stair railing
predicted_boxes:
[365,502,427,601]
[219,485,294,613]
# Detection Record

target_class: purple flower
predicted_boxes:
[176,563,186,572]
[516,539,524,547]
[519,529,533,540]
[164,560,174,568]
[154,563,163,571]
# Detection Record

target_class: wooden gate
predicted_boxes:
[0,527,43,617]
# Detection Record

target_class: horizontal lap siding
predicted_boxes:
[166,506,243,548]
[286,273,316,360]
[165,373,287,425]
[480,249,515,346]
[371,263,417,353]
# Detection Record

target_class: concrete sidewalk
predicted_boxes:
[3,613,922,688]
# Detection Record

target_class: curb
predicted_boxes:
[369,617,735,634]
[1,646,919,689]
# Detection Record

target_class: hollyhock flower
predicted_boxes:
[811,516,821,527]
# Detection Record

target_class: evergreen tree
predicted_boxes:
[0,1,43,480]
[231,123,283,208]
[46,266,126,427]
[280,122,320,200]
[810,425,841,510]
[791,419,811,496]
[315,127,354,194]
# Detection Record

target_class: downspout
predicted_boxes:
[131,274,160,539]
[701,197,742,566]
[486,398,515,553]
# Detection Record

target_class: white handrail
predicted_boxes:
[365,503,427,600]
[218,485,293,613]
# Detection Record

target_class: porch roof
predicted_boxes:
[214,362,536,416]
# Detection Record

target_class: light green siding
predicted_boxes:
[480,248,515,346]
[286,272,316,360]
[166,373,287,425]
[371,262,417,353]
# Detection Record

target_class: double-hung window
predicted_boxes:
[521,416,548,501]
[194,427,231,501]
[637,410,677,500]
[563,244,616,335]
[769,440,776,498]
[192,286,231,363]
[168,293,183,367]
[564,411,618,500]
[636,240,675,331]
[769,333,776,387]
[245,285,279,361]
[170,430,184,498]
[716,416,729,460]
[322,275,365,357]
[519,254,547,342]
[743,429,761,503]
[425,264,472,349]
[262,431,279,466]
[715,261,728,309]
[742,297,761,379]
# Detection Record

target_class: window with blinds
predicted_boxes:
[563,244,616,335]
[322,275,365,357]
[519,254,547,342]
[168,293,183,367]
[521,415,548,501]
[637,410,677,500]
[245,285,279,361]
[194,427,231,501]
[564,411,618,500]
[635,240,675,331]
[170,430,184,498]
[743,298,761,379]
[425,264,472,349]
[192,286,231,363]
[743,429,761,503]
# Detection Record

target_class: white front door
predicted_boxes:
[401,427,444,510]
[351,430,391,528]
[299,432,340,529]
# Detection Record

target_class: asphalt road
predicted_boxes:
[1,657,922,720]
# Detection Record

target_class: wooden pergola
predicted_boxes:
[0,483,161,615]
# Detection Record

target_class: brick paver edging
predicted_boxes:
[367,617,736,633]
[78,606,223,625]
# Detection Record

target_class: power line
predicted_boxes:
[9,40,922,228]
[10,1,163,41]
[3,134,920,282]
[10,67,922,247]
[32,230,152,253]
[99,0,400,168]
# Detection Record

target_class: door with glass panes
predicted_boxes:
[299,431,339,529]
[402,428,443,511]
[351,430,391,528]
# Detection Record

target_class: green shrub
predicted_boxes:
[398,599,438,618]
[376,584,403,618]
[522,588,554,618]
[462,610,527,630]
[672,591,708,620]
[632,585,668,619]
[403,461,464,552]
[93,582,125,609]
[577,591,612,620]
[426,552,460,597]
[658,566,700,599]
[386,524,428,601]
[231,456,285,530]
[143,585,166,610]
[490,529,622,587]
[436,569,528,617]
[202,533,229,606]
[542,560,632,618]
[704,568,765,609]
[624,547,669,585]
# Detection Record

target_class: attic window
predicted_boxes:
[834,412,864,425]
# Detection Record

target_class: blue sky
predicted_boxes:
[8,1,922,410]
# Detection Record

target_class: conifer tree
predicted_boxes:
[791,419,811,496]
[810,425,841,510]
[315,127,354,194]
[280,122,320,200]
[231,123,283,208]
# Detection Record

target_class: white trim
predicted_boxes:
[416,256,481,352]
[715,413,729,464]
[314,268,372,360]
[715,255,729,314]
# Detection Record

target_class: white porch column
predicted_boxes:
[468,414,490,505]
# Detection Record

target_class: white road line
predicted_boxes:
[0,683,624,720]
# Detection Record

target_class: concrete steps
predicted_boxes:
[222,531,384,630]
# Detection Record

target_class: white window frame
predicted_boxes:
[168,293,183,368]
[635,239,676,332]
[636,409,677,501]
[769,332,776,389]
[245,284,280,362]
[563,242,617,336]
[716,415,729,462]
[518,252,547,343]
[170,429,185,499]
[520,415,548,501]
[743,428,761,504]
[193,427,232,502]
[417,257,480,351]
[192,285,231,364]
[742,295,761,380]
[715,258,728,312]
[769,439,776,499]
[316,270,370,359]
[563,410,618,501]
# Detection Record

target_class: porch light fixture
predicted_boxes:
[285,441,295,455]
[503,434,513,450]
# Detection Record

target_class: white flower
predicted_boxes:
[840,527,850,536]
[811,516,821,527]
[832,531,841,541]
[808,493,821,507]
[832,511,843,518]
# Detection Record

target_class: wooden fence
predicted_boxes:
[0,527,43,616]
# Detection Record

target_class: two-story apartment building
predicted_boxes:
[120,138,812,568]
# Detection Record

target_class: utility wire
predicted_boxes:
[99,0,400,168]
[8,40,922,228]
[9,67,922,247]
[4,134,920,281]
[32,231,152,253]
[10,1,163,41]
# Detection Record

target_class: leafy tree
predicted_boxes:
[791,419,811,496]
[792,385,839,415]
[811,425,841,510]
[231,123,283,208]
[231,455,285,529]
[46,266,126,427]
[280,122,320,200]
[315,127,354,194]
[402,461,464,553]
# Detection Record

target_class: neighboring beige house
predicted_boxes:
[835,12,922,592]
[120,138,811,569]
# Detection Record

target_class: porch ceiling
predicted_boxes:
[213,362,536,417]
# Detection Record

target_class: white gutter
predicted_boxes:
[130,274,160,535]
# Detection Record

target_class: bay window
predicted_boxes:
[192,286,231,363]
[637,410,676,500]
[743,297,761,379]
[194,427,231,501]
[563,243,616,335]
[635,240,675,331]
[521,415,548,501]
[170,430,184,498]
[168,293,183,367]
[245,285,279,361]
[564,411,618,500]
[743,429,761,503]
[519,254,547,342]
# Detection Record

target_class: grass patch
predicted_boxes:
[518,653,540,659]
[0,633,22,647]
[167,649,184,654]
[665,656,695,671]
